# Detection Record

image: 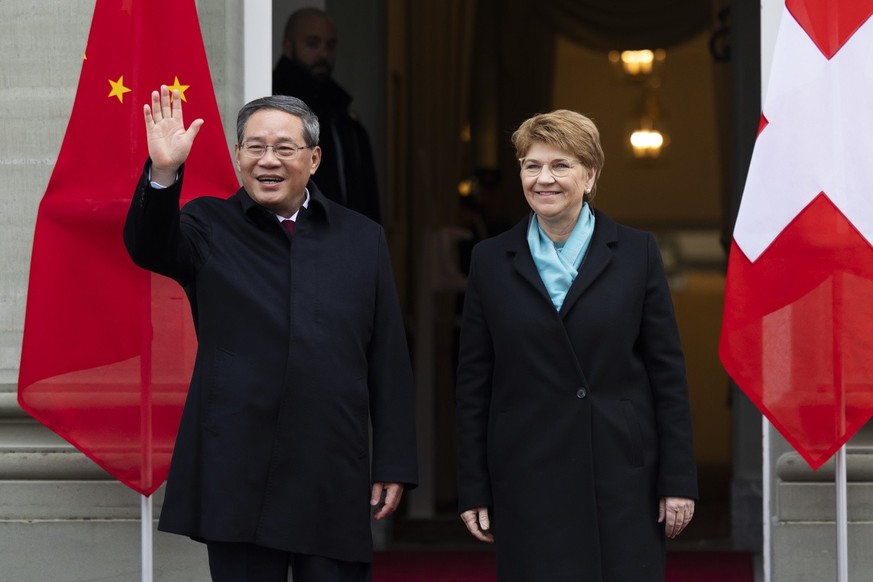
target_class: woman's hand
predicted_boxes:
[143,85,203,185]
[461,507,494,543]
[659,496,695,538]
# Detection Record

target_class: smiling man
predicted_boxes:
[124,86,417,582]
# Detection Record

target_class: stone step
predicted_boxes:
[0,480,165,520]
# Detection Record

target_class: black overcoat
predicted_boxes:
[456,210,698,581]
[124,165,417,563]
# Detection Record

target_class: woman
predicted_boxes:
[456,110,698,581]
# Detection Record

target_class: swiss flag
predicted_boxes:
[720,0,873,469]
[18,0,238,495]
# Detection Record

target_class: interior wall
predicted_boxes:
[552,33,722,229]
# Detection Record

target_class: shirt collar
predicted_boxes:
[275,188,311,222]
[241,181,332,227]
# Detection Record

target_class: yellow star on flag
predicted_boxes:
[108,75,132,103]
[167,76,191,102]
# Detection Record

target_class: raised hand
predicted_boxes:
[143,85,204,185]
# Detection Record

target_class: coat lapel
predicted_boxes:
[506,216,553,305]
[558,209,617,319]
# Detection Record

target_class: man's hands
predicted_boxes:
[460,507,494,543]
[144,85,204,186]
[659,496,695,539]
[371,482,404,521]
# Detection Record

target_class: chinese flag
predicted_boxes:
[720,0,873,469]
[18,0,238,495]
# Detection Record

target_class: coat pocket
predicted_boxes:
[620,400,644,468]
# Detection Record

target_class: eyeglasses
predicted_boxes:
[239,143,313,160]
[519,158,583,178]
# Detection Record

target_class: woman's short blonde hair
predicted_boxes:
[511,110,605,202]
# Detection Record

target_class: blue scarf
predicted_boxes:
[527,204,596,310]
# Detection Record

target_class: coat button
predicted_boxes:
[576,387,587,399]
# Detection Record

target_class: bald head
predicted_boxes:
[282,7,338,78]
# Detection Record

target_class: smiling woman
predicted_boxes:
[456,109,698,582]
[518,143,595,242]
[512,110,602,243]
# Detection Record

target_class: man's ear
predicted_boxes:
[309,146,322,174]
[282,38,294,59]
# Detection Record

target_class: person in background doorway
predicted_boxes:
[273,7,382,223]
[456,109,698,581]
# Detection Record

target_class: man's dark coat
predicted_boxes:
[124,165,417,563]
[456,210,698,581]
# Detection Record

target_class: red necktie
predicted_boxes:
[281,219,295,236]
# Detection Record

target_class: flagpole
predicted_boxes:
[835,446,848,582]
[142,494,153,582]
[834,273,847,582]
[763,418,771,582]
[140,273,154,582]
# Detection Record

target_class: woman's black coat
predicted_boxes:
[456,210,698,581]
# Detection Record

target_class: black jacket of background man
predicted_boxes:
[273,56,382,224]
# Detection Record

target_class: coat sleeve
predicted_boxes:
[455,245,496,513]
[123,161,208,286]
[640,233,699,500]
[367,228,418,488]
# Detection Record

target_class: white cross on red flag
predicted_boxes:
[720,0,873,469]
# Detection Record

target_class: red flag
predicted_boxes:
[720,0,873,469]
[18,0,238,495]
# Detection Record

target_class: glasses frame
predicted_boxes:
[238,142,313,160]
[518,158,584,178]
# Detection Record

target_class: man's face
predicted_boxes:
[284,13,337,77]
[235,109,321,217]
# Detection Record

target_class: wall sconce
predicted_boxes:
[608,49,666,80]
[458,178,474,197]
[629,93,668,159]
[630,127,665,159]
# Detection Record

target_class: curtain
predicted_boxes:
[546,0,713,50]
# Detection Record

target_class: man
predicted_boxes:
[124,86,417,582]
[273,7,382,223]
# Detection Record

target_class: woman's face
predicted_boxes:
[520,142,596,224]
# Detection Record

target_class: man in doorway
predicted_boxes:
[124,85,417,582]
[273,7,382,223]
